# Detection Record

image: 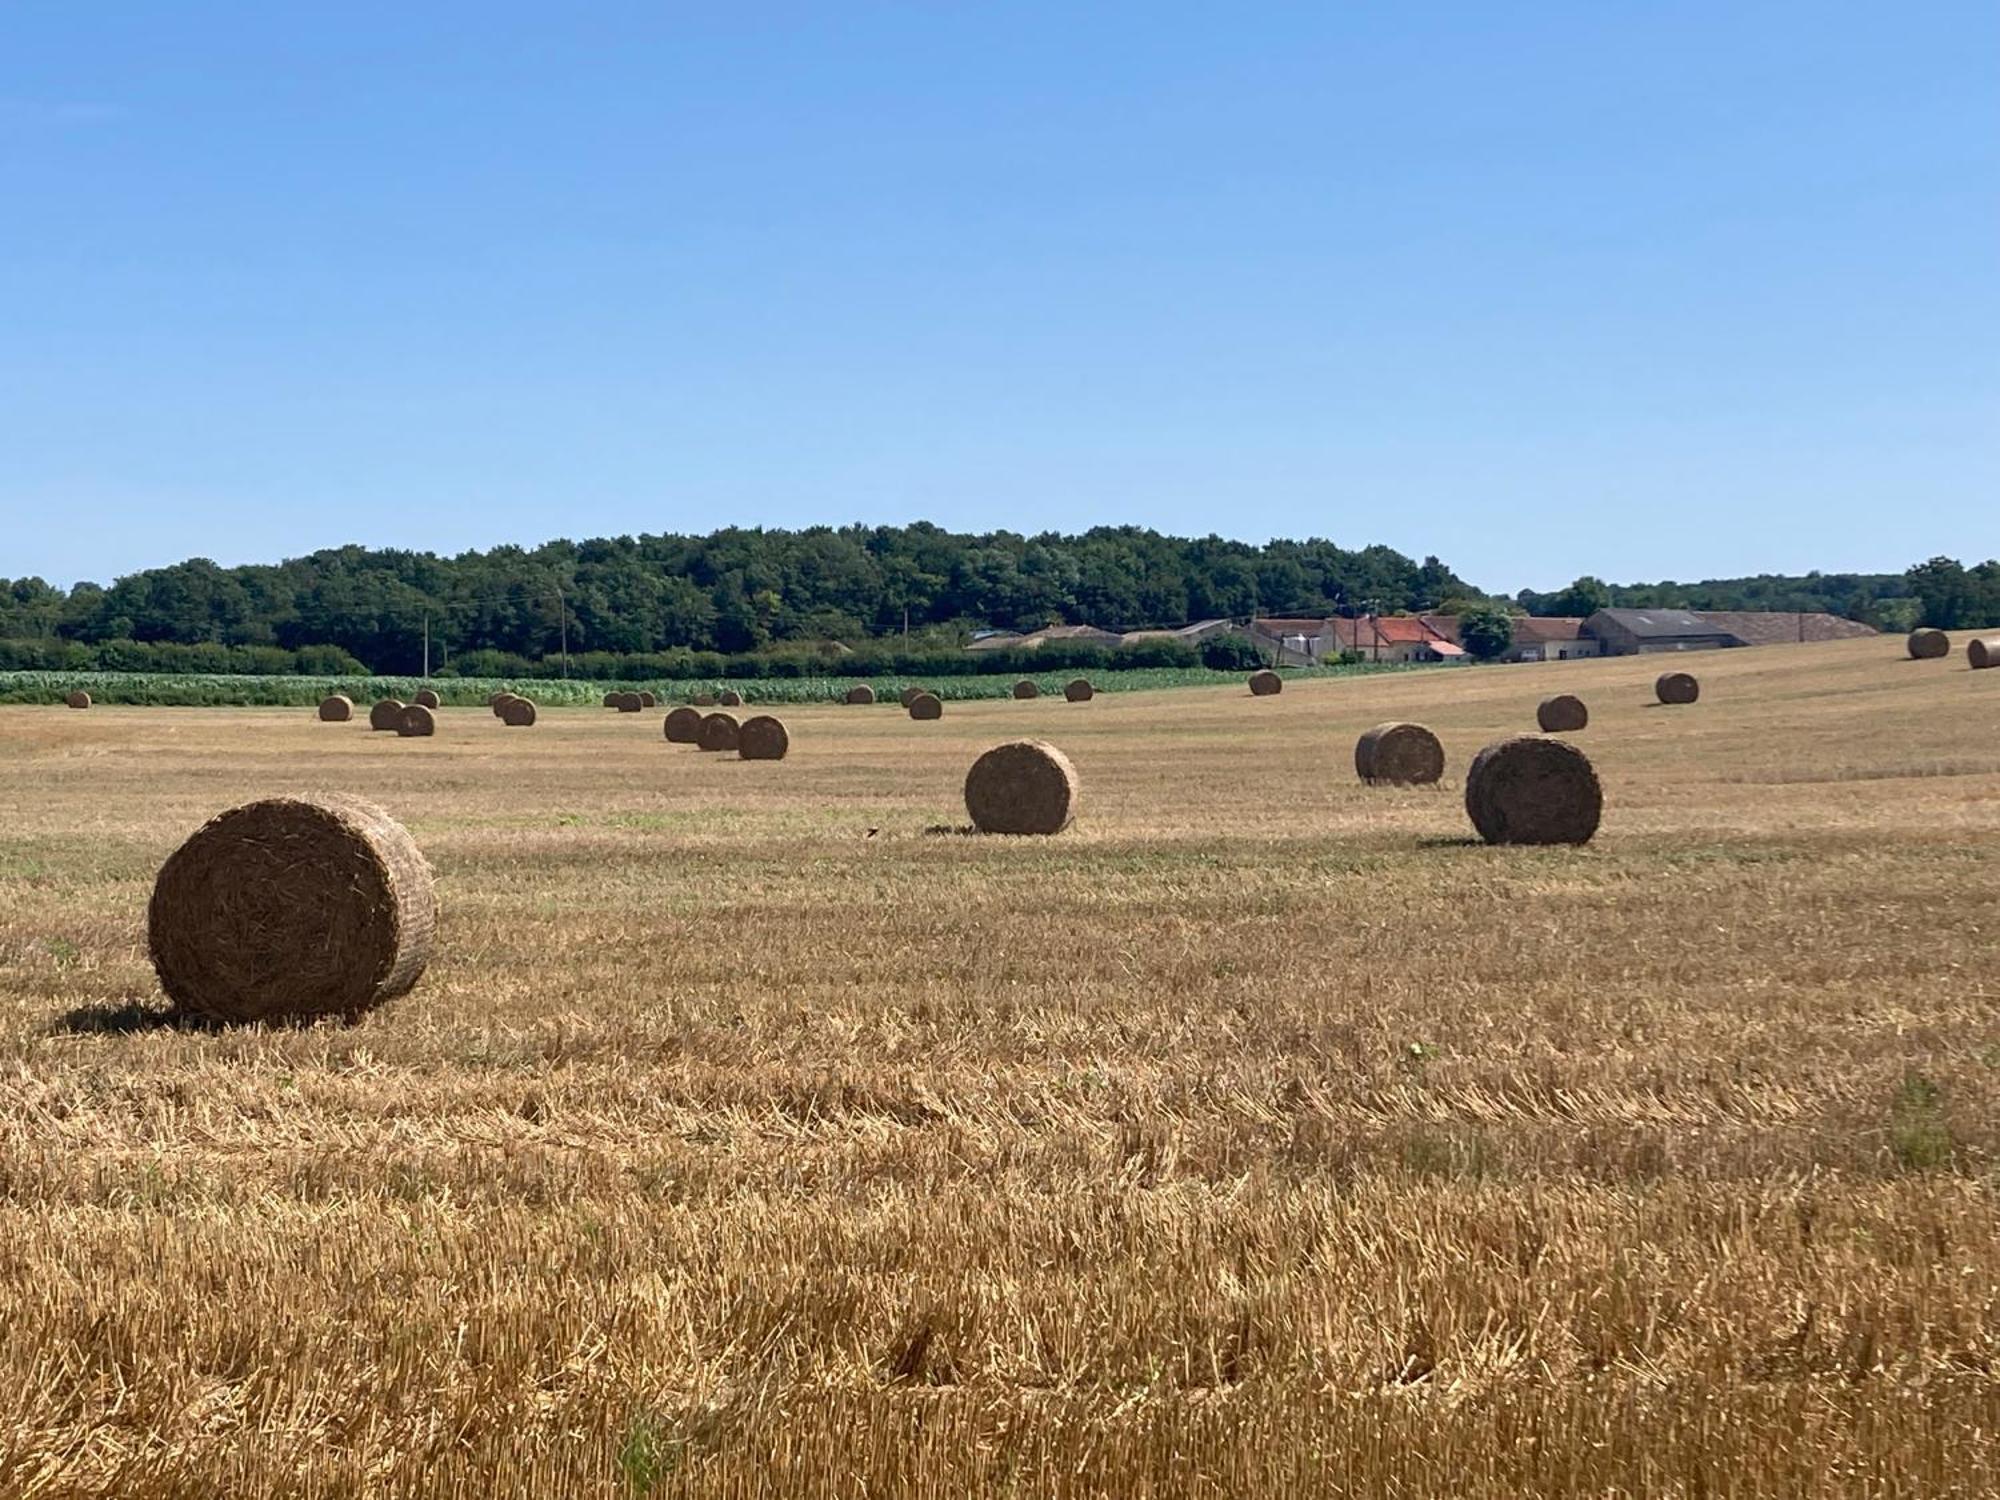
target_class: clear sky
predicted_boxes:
[3,3,1995,596]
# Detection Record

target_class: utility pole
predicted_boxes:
[555,584,569,678]
[422,612,430,679]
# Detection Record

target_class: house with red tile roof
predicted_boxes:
[1245,614,1464,665]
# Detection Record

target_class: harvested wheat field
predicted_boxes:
[0,635,1996,1498]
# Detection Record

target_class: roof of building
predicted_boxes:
[1419,613,1461,643]
[1512,616,1588,643]
[1119,619,1235,645]
[1588,607,1735,639]
[964,631,1025,651]
[1249,617,1334,637]
[1330,615,1448,647]
[1693,611,1879,646]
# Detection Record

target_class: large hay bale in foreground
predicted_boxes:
[413,688,441,710]
[697,712,741,752]
[738,715,789,760]
[1968,637,2000,670]
[65,691,91,710]
[368,699,405,732]
[663,707,702,743]
[1465,735,1602,846]
[640,690,658,708]
[318,695,354,723]
[845,684,875,705]
[1248,670,1282,697]
[1064,679,1094,703]
[965,740,1081,835]
[147,794,437,1024]
[396,704,436,738]
[908,692,943,721]
[1536,694,1588,733]
[1655,671,1700,705]
[1354,722,1445,785]
[501,697,537,727]
[718,689,742,707]
[1013,679,1039,700]
[1908,629,1949,660]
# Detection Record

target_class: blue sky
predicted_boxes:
[2,3,1995,595]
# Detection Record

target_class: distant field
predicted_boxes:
[0,635,1996,1497]
[0,662,1408,708]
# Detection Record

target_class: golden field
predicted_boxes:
[0,636,1996,1497]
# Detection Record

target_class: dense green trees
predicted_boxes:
[4,531,1982,677]
[1904,557,2000,630]
[1514,569,1921,628]
[3,526,1470,674]
[1455,606,1516,661]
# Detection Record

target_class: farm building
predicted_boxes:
[1691,611,1879,646]
[1118,619,1236,648]
[1509,617,1603,662]
[1244,615,1464,665]
[1421,614,1600,663]
[1333,615,1465,664]
[1241,617,1340,665]
[1583,608,1741,655]
[965,623,1124,652]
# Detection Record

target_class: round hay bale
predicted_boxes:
[663,706,702,743]
[413,688,441,710]
[718,689,743,707]
[639,690,658,708]
[1248,670,1282,697]
[1354,722,1445,786]
[501,697,537,727]
[1655,671,1700,705]
[1536,694,1589,733]
[964,740,1081,836]
[1908,628,1949,660]
[368,698,405,732]
[899,686,924,709]
[490,692,510,708]
[65,690,91,710]
[1012,679,1039,700]
[1968,637,2000,670]
[691,692,717,708]
[601,692,619,709]
[396,704,436,738]
[317,695,354,723]
[1464,735,1602,846]
[845,684,876,705]
[491,693,519,719]
[1064,679,1094,703]
[615,692,644,713]
[148,794,436,1024]
[696,711,741,752]
[908,692,943,721]
[738,715,790,760]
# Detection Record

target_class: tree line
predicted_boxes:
[1,526,1466,675]
[1,525,1986,677]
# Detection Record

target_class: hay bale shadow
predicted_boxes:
[923,824,979,837]
[52,1001,212,1036]
[1414,836,1485,850]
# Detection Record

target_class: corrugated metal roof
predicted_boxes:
[1591,608,1732,638]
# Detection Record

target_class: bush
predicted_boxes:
[1200,634,1266,671]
